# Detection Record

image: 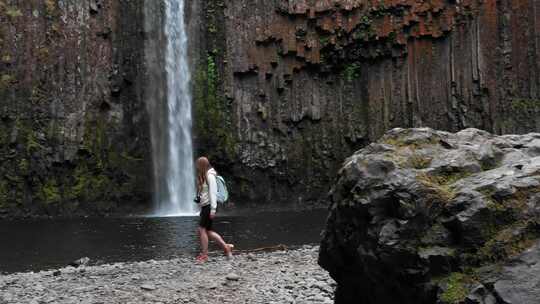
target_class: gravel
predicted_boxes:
[0,245,334,304]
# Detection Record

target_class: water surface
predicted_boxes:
[0,209,327,274]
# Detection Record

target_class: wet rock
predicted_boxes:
[466,284,498,304]
[418,246,455,276]
[319,128,540,304]
[491,243,540,303]
[69,257,90,268]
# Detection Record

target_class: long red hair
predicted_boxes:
[195,157,213,194]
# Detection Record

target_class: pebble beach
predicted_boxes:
[0,246,335,304]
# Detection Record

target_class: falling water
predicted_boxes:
[144,0,196,216]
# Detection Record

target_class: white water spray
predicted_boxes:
[145,0,196,216]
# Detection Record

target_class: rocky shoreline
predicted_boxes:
[0,246,334,304]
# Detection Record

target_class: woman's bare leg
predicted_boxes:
[207,230,227,250]
[198,227,209,255]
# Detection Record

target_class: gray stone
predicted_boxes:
[492,243,540,303]
[140,284,157,291]
[69,257,90,268]
[466,284,497,304]
[225,273,240,281]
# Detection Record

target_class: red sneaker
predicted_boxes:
[196,253,208,263]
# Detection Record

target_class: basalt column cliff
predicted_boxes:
[193,0,540,207]
[0,0,539,215]
[0,1,150,216]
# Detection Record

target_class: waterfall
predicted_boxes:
[144,0,196,216]
[161,0,196,215]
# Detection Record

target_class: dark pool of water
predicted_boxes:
[0,209,327,274]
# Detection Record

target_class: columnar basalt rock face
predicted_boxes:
[319,128,540,304]
[1,0,539,215]
[0,1,150,216]
[193,0,540,207]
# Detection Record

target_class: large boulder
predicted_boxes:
[319,128,540,304]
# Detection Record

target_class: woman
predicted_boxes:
[195,156,233,263]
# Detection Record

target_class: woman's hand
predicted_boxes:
[210,212,216,219]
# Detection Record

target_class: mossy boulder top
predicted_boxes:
[319,127,540,304]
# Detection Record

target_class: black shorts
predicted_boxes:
[199,205,213,230]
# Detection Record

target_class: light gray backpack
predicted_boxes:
[215,175,229,204]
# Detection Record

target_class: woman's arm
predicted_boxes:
[207,171,218,216]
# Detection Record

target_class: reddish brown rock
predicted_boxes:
[193,0,540,208]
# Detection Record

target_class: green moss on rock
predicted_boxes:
[68,165,112,202]
[44,0,56,16]
[194,53,236,159]
[18,158,29,175]
[406,153,432,169]
[479,220,539,263]
[511,98,540,112]
[26,131,42,154]
[438,272,475,304]
[40,179,61,205]
[1,54,11,63]
[5,6,23,18]
[0,74,15,90]
[0,180,8,207]
[0,123,8,145]
[415,171,471,203]
[342,63,361,82]
[193,0,236,162]
[352,15,374,41]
